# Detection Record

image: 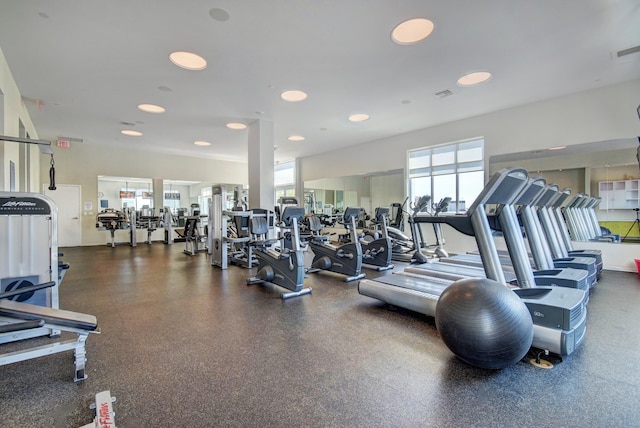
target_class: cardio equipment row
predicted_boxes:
[208,169,601,369]
[358,167,596,368]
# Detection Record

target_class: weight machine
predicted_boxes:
[0,192,99,382]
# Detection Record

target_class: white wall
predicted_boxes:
[301,79,640,182]
[370,173,404,210]
[301,79,640,270]
[0,47,41,191]
[40,143,247,246]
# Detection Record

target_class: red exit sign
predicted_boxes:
[57,140,70,148]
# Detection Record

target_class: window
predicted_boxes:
[275,161,296,203]
[407,138,484,213]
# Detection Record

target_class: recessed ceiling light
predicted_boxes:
[209,8,230,22]
[288,135,305,142]
[137,104,166,113]
[457,71,492,87]
[391,18,435,45]
[194,141,211,146]
[169,51,207,71]
[281,90,308,102]
[548,146,566,151]
[348,113,370,122]
[226,122,247,130]
[121,130,143,137]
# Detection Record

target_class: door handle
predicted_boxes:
[72,217,80,220]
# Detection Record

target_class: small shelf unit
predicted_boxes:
[599,179,640,209]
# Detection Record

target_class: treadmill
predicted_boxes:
[438,176,591,291]
[545,188,604,277]
[359,167,588,356]
[531,185,597,287]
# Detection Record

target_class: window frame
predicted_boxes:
[406,138,484,213]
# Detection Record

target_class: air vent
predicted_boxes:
[434,89,454,99]
[120,121,136,126]
[617,44,640,58]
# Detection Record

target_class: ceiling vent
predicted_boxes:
[434,89,454,99]
[120,121,136,126]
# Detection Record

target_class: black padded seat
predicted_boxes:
[0,300,98,331]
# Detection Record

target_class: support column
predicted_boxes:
[248,119,275,211]
[152,178,163,215]
[295,158,304,204]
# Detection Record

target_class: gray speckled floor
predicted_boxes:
[1,244,639,427]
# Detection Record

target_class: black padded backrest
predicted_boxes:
[307,215,323,232]
[234,215,250,237]
[374,207,389,222]
[249,216,269,236]
[184,217,198,237]
[281,206,305,227]
[251,208,274,227]
[343,207,361,222]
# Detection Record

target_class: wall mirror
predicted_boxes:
[489,137,640,240]
[303,169,404,218]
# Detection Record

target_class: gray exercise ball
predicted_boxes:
[435,277,533,369]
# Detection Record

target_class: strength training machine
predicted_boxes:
[0,192,99,382]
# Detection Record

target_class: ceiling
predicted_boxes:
[0,1,638,164]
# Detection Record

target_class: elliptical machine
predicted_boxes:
[246,206,312,299]
[387,195,431,264]
[306,207,366,282]
[430,197,451,258]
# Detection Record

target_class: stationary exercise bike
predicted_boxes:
[355,207,394,271]
[306,207,366,282]
[246,206,312,299]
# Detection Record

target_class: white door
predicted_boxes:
[44,184,82,247]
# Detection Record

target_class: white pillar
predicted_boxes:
[295,158,304,204]
[152,178,163,214]
[248,119,275,211]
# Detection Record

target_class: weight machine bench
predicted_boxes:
[0,282,99,382]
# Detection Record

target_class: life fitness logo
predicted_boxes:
[2,200,37,207]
